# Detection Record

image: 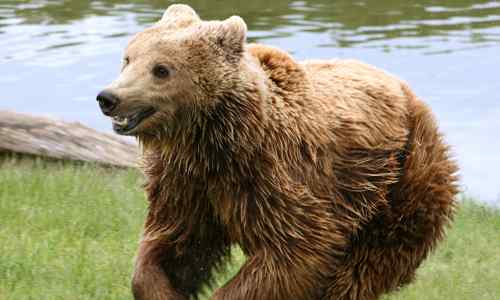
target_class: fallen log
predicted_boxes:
[0,110,138,167]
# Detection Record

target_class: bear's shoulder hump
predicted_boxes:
[247,43,307,92]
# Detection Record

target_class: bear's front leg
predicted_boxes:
[211,249,330,300]
[132,213,231,300]
[210,188,352,300]
[132,238,187,300]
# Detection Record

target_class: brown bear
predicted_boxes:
[96,4,459,300]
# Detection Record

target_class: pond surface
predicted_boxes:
[1,0,499,204]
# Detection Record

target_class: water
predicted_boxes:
[0,0,499,204]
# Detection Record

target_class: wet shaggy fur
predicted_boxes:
[102,5,459,300]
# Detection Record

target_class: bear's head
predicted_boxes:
[96,4,249,137]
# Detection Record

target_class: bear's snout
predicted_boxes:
[96,90,120,116]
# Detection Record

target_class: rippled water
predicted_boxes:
[1,0,499,203]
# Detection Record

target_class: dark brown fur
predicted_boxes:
[102,6,459,300]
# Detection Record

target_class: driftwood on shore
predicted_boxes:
[0,110,138,167]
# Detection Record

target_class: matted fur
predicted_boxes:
[100,5,459,300]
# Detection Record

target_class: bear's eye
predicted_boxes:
[123,56,130,66]
[152,64,170,79]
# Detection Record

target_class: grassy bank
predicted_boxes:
[0,156,498,299]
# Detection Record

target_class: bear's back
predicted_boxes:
[248,43,412,151]
[300,58,412,150]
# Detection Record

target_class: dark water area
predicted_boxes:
[0,0,499,204]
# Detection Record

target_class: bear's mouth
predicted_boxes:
[111,107,156,135]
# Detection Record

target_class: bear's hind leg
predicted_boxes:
[324,91,459,300]
[323,239,424,300]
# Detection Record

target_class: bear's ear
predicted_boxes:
[215,16,247,57]
[158,4,200,28]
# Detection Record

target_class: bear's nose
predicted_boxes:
[96,90,120,116]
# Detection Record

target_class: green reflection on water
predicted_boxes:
[1,0,500,49]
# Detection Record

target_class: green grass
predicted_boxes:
[382,200,500,300]
[0,156,498,300]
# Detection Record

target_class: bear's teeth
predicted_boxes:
[112,116,128,126]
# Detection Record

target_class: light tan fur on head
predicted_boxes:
[157,4,200,29]
[101,4,249,138]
